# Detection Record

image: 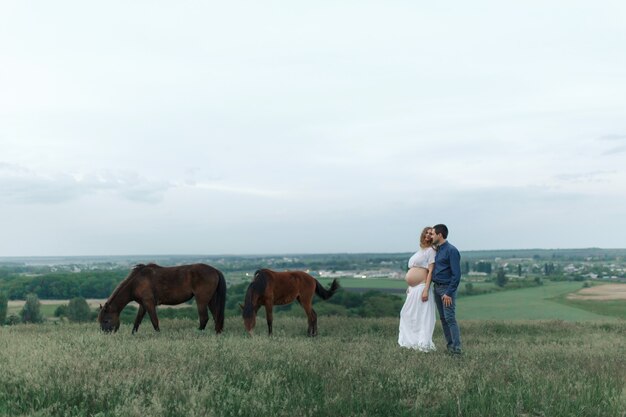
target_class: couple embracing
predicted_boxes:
[398,224,462,355]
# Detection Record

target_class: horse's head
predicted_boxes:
[97,303,120,333]
[242,316,256,336]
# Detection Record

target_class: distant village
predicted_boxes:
[2,248,625,284]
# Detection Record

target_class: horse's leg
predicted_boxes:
[301,300,318,337]
[132,304,146,334]
[144,302,160,332]
[265,302,273,336]
[207,299,223,334]
[195,297,210,331]
[311,308,318,336]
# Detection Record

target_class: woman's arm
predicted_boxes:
[407,251,419,269]
[422,263,434,302]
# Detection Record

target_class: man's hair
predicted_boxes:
[433,224,449,239]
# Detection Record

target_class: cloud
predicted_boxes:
[598,134,626,141]
[596,135,626,155]
[554,171,614,183]
[598,134,626,154]
[0,162,288,206]
[179,181,285,198]
[602,145,626,156]
[0,163,171,204]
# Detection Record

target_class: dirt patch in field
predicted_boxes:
[8,299,110,308]
[567,284,626,301]
[8,299,190,309]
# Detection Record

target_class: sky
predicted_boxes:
[1,1,625,256]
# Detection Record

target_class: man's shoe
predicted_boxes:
[447,346,463,355]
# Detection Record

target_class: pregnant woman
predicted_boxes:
[398,226,437,351]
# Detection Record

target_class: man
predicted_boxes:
[430,224,462,355]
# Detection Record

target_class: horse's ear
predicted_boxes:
[99,304,103,310]
[239,303,244,310]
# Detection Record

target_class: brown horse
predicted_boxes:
[98,263,226,334]
[242,269,340,336]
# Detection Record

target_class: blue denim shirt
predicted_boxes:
[433,241,461,296]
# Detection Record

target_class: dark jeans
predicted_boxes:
[433,283,462,351]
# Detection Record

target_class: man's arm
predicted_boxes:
[445,247,461,296]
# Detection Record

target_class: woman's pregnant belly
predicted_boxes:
[405,267,428,287]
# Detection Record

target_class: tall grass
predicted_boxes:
[1,318,624,417]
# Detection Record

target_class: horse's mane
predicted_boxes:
[106,263,160,306]
[243,269,269,318]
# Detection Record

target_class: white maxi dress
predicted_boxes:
[398,247,437,352]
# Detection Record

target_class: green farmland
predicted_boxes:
[1,318,624,417]
[6,280,624,323]
[319,277,408,290]
[457,281,623,321]
[2,280,625,416]
[321,279,625,321]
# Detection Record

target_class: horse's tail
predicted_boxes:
[315,278,340,300]
[209,269,227,334]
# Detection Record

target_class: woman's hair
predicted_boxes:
[419,227,432,248]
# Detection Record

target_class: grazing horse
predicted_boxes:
[242,269,340,336]
[98,263,226,334]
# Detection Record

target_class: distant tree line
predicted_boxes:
[0,292,7,324]
[473,261,493,274]
[0,292,45,325]
[0,271,124,300]
[21,293,44,323]
[54,297,94,322]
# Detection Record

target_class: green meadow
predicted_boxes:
[6,304,59,318]
[457,281,622,321]
[323,279,625,321]
[319,277,408,290]
[7,281,624,322]
[2,281,625,416]
[1,318,624,417]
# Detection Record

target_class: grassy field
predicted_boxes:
[319,277,408,290]
[7,281,624,323]
[554,297,626,319]
[317,277,495,291]
[1,317,625,417]
[312,280,624,321]
[457,281,624,321]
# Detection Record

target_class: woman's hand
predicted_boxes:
[421,288,429,302]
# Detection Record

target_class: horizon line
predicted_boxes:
[0,247,624,260]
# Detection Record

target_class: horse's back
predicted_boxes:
[150,263,222,304]
[263,270,316,301]
[187,263,221,278]
[180,264,222,293]
[155,263,220,281]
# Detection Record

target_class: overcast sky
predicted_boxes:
[1,1,625,256]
